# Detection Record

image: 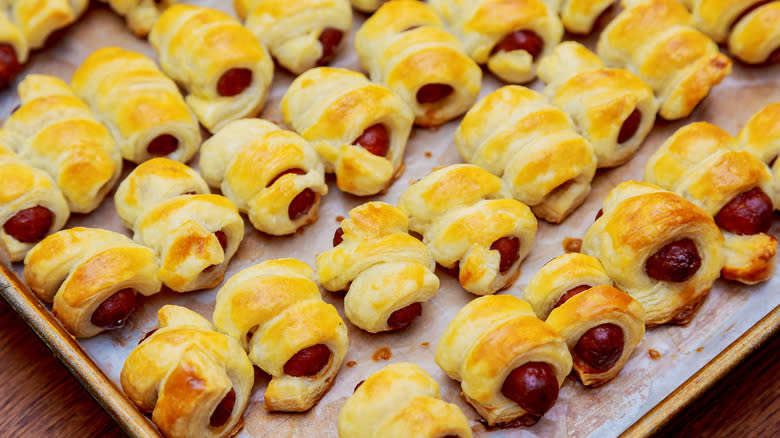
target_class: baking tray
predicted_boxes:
[1,2,779,437]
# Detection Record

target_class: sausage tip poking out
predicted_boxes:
[333,227,344,246]
[490,236,521,273]
[288,188,316,220]
[0,43,21,89]
[91,288,137,329]
[416,83,454,104]
[352,124,390,157]
[501,362,559,416]
[714,188,773,235]
[3,206,54,243]
[217,68,253,97]
[617,109,642,144]
[387,302,423,330]
[209,388,236,428]
[553,285,591,309]
[645,238,701,282]
[769,47,780,65]
[573,323,624,372]
[147,134,179,156]
[316,27,344,67]
[284,344,332,377]
[490,30,544,60]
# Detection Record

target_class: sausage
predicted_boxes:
[490,236,521,273]
[500,362,559,416]
[209,388,236,428]
[352,124,390,157]
[217,68,253,97]
[617,109,642,143]
[416,83,454,104]
[553,285,591,309]
[387,302,423,330]
[770,47,780,65]
[146,134,179,156]
[595,209,603,221]
[333,227,344,246]
[268,168,306,187]
[283,344,332,377]
[3,206,54,243]
[288,188,316,220]
[138,328,158,345]
[490,30,544,60]
[316,28,344,67]
[440,261,460,277]
[645,238,701,282]
[354,380,365,393]
[203,230,229,273]
[573,323,624,372]
[714,187,773,235]
[91,288,137,329]
[0,43,22,89]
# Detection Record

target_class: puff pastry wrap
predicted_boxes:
[582,181,725,326]
[558,0,619,33]
[456,85,597,223]
[2,74,121,213]
[349,0,411,13]
[71,47,200,164]
[338,362,473,438]
[398,164,537,295]
[98,0,175,37]
[23,227,161,338]
[428,0,563,84]
[737,102,780,209]
[355,0,482,127]
[524,254,645,386]
[122,305,254,438]
[0,139,68,262]
[679,0,780,64]
[149,5,274,132]
[282,67,413,196]
[644,122,777,284]
[0,0,88,87]
[316,202,439,333]
[115,158,244,293]
[435,295,572,426]
[537,41,658,168]
[235,0,351,75]
[596,0,732,120]
[199,119,327,236]
[213,259,348,412]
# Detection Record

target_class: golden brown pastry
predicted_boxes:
[398,164,537,295]
[596,0,732,120]
[0,139,68,262]
[2,74,122,213]
[537,41,658,168]
[435,295,572,426]
[71,47,201,164]
[354,0,482,127]
[559,0,619,34]
[350,0,409,13]
[121,305,254,438]
[115,158,244,293]
[199,119,327,236]
[338,362,473,438]
[429,0,563,84]
[23,227,161,338]
[282,67,413,196]
[149,4,274,132]
[455,85,597,223]
[98,0,175,37]
[235,0,352,75]
[582,181,725,326]
[644,121,777,284]
[316,202,439,333]
[213,259,348,412]
[736,102,780,209]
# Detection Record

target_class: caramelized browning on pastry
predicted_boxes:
[501,362,559,416]
[3,206,53,243]
[714,188,773,235]
[90,288,137,329]
[645,238,702,282]
[573,323,624,372]
[284,344,332,377]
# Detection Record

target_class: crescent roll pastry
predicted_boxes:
[282,67,413,196]
[537,42,658,168]
[213,259,348,412]
[644,122,777,284]
[23,227,161,338]
[98,0,175,37]
[398,164,537,296]
[115,158,244,292]
[200,119,327,236]
[2,74,121,213]
[121,305,254,438]
[71,47,201,164]
[456,85,597,223]
[581,181,724,326]
[338,362,473,438]
[149,4,274,132]
[596,0,732,120]
[736,102,780,210]
[350,0,409,13]
[559,0,618,34]
[354,0,482,127]
[435,295,572,426]
[0,140,68,262]
[235,0,352,75]
[428,0,563,84]
[316,202,439,333]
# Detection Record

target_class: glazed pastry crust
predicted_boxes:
[435,295,572,426]
[737,102,780,209]
[355,0,482,127]
[9,0,88,49]
[71,47,201,164]
[0,8,28,64]
[456,85,597,223]
[581,181,724,326]
[121,306,254,438]
[213,259,348,412]
[282,67,413,196]
[149,4,274,132]
[97,0,175,36]
[560,0,617,34]
[199,119,327,236]
[338,362,473,438]
[23,227,161,338]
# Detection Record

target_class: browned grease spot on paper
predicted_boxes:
[696,347,704,352]
[372,347,392,361]
[563,237,582,253]
[648,349,662,360]
[335,216,344,223]
[424,152,432,158]
[421,342,429,347]
[346,361,357,368]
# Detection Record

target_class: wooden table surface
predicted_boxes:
[0,295,777,438]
